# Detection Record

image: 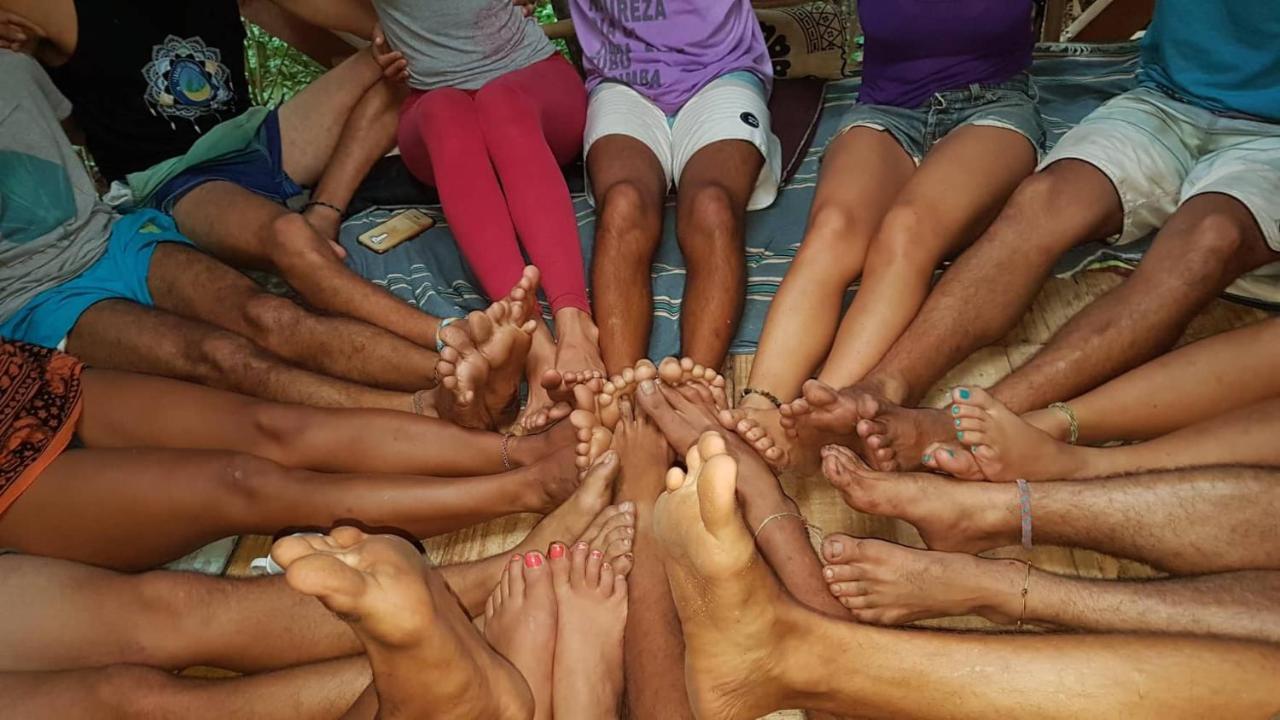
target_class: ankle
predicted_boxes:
[969,556,1030,624]
[1023,408,1069,442]
[554,308,599,339]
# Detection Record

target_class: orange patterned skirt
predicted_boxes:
[0,340,84,515]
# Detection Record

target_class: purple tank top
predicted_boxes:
[858,0,1036,108]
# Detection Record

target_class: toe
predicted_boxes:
[580,450,619,494]
[821,563,862,583]
[569,541,591,588]
[548,542,570,589]
[658,357,683,384]
[586,547,605,587]
[634,359,658,381]
[951,386,994,410]
[821,533,861,564]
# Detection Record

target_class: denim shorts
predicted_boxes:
[835,74,1045,164]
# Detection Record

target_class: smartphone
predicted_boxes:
[357,209,435,253]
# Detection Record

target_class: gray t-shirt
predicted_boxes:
[375,0,555,91]
[0,51,113,323]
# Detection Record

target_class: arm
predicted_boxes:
[0,0,75,64]
[261,0,379,40]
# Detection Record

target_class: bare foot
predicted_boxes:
[525,443,591,513]
[947,386,1087,481]
[656,356,730,410]
[720,398,790,470]
[574,503,636,577]
[507,417,579,467]
[610,389,675,506]
[570,408,614,472]
[652,431,805,720]
[587,359,659,429]
[439,300,537,426]
[920,441,988,481]
[553,307,606,388]
[272,527,533,719]
[777,379,881,471]
[520,365,578,432]
[819,535,1025,625]
[854,392,955,472]
[485,553,557,720]
[447,455,622,617]
[548,540,628,719]
[820,444,1018,553]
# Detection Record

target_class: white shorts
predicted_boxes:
[583,73,783,211]
[1041,86,1280,251]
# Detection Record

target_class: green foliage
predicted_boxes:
[242,21,325,108]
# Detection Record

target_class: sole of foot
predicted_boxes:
[548,540,628,720]
[821,444,1018,554]
[272,527,533,719]
[820,534,1023,625]
[653,431,802,720]
[485,552,557,720]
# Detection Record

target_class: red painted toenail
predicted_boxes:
[525,553,543,568]
[549,543,565,559]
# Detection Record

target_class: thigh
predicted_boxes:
[807,126,916,233]
[277,51,383,186]
[1182,135,1280,261]
[675,138,765,216]
[1146,192,1275,278]
[0,448,256,569]
[65,300,235,389]
[487,56,587,164]
[76,368,265,451]
[586,134,669,210]
[891,124,1038,254]
[171,181,289,270]
[584,83,673,197]
[144,242,274,336]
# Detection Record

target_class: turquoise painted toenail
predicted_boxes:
[922,454,932,464]
[957,431,964,440]
[954,419,961,428]
[958,388,971,400]
[951,405,959,415]
[946,449,956,458]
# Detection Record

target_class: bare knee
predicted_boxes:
[596,181,662,260]
[865,204,942,271]
[677,183,742,259]
[190,332,273,387]
[240,293,309,341]
[243,401,314,465]
[91,664,189,719]
[1149,209,1251,286]
[998,167,1093,253]
[209,453,293,516]
[793,202,872,278]
[124,572,226,669]
[264,214,337,270]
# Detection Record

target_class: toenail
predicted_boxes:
[826,540,843,558]
[951,405,959,415]
[577,542,589,550]
[525,552,544,568]
[823,567,834,579]
[591,550,603,559]
[946,449,956,458]
[954,419,961,428]
[922,454,931,464]
[549,543,565,559]
[640,380,655,394]
[958,388,971,400]
[956,431,964,440]
[619,501,634,512]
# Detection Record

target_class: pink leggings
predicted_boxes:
[398,54,590,314]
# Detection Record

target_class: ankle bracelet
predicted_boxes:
[1016,560,1033,630]
[1047,402,1079,445]
[741,387,782,408]
[500,432,514,471]
[1016,478,1033,550]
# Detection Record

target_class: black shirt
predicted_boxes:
[48,0,252,182]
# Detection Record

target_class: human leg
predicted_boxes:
[145,242,438,392]
[819,538,1280,642]
[672,140,761,369]
[272,528,533,720]
[66,301,414,411]
[990,193,1279,411]
[0,445,581,570]
[587,136,669,373]
[819,125,1036,389]
[655,433,1280,720]
[0,554,358,674]
[1024,318,1280,444]
[0,657,370,720]
[821,447,1280,574]
[938,387,1280,481]
[75,368,572,476]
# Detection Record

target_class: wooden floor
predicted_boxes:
[222,271,1270,718]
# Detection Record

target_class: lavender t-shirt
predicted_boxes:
[568,0,772,114]
[859,0,1036,108]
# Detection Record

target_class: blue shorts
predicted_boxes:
[145,110,304,214]
[0,210,193,350]
[835,73,1046,164]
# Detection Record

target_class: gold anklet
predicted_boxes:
[754,511,803,539]
[1047,402,1079,445]
[500,433,514,470]
[1015,560,1033,630]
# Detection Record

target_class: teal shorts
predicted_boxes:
[0,210,192,350]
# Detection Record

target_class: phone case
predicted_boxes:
[356,210,436,254]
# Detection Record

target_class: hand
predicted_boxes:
[0,9,46,56]
[514,0,537,18]
[370,22,408,83]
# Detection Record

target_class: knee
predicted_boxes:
[241,293,307,339]
[1172,210,1249,266]
[677,183,740,249]
[209,453,292,515]
[244,401,312,464]
[91,664,186,718]
[866,204,938,269]
[126,572,222,668]
[192,332,270,385]
[596,182,662,257]
[793,203,871,276]
[408,88,472,126]
[265,214,335,269]
[474,83,529,120]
